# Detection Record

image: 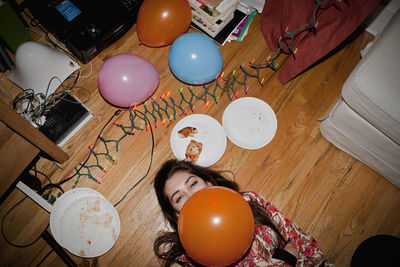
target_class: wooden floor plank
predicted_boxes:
[0,12,399,267]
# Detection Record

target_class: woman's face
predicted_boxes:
[164,170,212,212]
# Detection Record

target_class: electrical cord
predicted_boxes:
[25,26,92,82]
[33,164,52,185]
[1,159,55,249]
[32,163,56,200]
[21,9,80,64]
[12,72,87,128]
[1,196,49,248]
[2,187,56,265]
[1,110,122,260]
[39,108,153,205]
[38,108,154,205]
[2,110,154,267]
[14,10,92,127]
[114,110,154,207]
[38,109,122,194]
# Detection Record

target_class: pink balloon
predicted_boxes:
[98,54,159,107]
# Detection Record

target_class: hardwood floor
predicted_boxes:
[1,13,399,267]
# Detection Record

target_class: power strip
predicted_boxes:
[16,181,53,213]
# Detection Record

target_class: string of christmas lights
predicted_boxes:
[250,0,341,71]
[70,0,342,186]
[71,65,259,186]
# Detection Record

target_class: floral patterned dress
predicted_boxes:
[178,191,334,267]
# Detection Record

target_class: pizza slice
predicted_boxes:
[178,126,198,138]
[185,140,203,162]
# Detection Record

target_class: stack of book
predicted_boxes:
[189,0,259,46]
[228,8,256,43]
[189,0,240,38]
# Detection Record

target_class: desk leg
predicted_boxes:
[0,155,40,205]
[41,230,77,267]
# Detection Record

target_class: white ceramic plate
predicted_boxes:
[222,97,277,150]
[170,114,227,167]
[50,189,120,258]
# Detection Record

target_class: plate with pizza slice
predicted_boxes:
[170,114,227,167]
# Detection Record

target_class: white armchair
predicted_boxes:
[320,10,400,188]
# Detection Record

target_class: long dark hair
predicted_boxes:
[153,159,285,266]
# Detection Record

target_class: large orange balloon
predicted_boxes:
[178,187,254,267]
[136,0,192,47]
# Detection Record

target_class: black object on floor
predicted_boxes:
[351,234,400,267]
[39,94,90,145]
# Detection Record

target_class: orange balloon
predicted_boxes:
[178,187,254,267]
[136,0,192,47]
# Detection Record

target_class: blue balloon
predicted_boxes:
[168,32,223,85]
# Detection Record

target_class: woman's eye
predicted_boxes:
[191,181,198,187]
[176,195,182,203]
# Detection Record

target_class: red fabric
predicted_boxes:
[260,0,381,84]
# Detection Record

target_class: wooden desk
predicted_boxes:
[0,99,69,203]
[0,13,399,267]
[0,121,39,200]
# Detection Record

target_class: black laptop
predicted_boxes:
[25,0,143,63]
